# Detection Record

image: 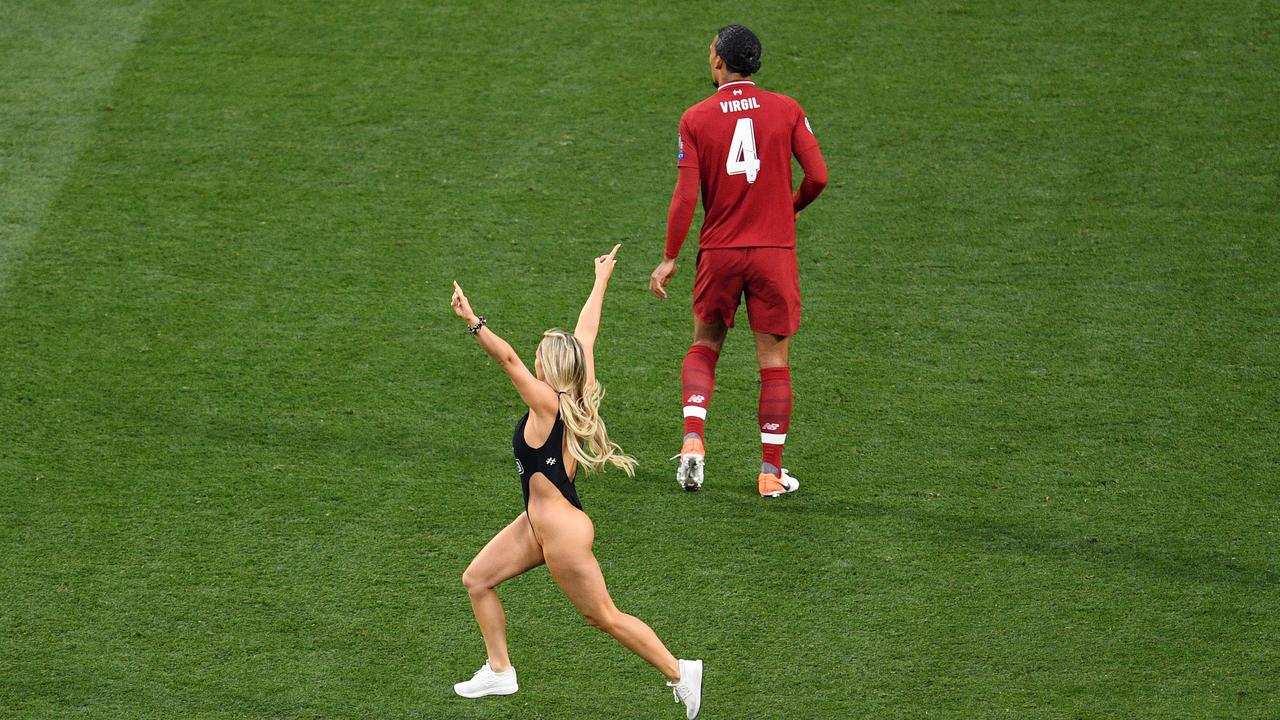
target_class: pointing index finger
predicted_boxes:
[606,243,621,261]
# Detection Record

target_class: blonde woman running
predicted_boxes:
[449,245,703,719]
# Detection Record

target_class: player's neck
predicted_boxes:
[717,75,754,89]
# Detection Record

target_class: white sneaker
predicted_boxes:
[666,658,703,719]
[453,662,518,698]
[672,437,705,491]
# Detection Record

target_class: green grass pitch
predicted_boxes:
[2,1,1277,718]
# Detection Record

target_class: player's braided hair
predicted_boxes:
[715,24,762,76]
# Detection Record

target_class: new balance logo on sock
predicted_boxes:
[758,365,792,479]
[681,345,718,444]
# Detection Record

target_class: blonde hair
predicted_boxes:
[537,329,637,477]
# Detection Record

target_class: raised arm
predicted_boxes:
[573,244,621,385]
[451,281,557,415]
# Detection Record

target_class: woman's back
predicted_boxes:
[514,411,582,511]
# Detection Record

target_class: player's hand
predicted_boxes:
[594,244,621,282]
[649,258,677,300]
[451,281,477,324]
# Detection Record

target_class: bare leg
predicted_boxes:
[461,513,545,672]
[753,331,789,368]
[538,501,681,681]
[694,316,729,352]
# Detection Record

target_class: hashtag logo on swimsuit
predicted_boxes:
[546,458,556,466]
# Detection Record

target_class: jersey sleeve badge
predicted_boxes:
[677,133,686,161]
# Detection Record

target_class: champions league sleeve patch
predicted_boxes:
[677,133,685,161]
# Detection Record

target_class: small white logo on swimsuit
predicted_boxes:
[515,460,523,474]
[687,394,705,403]
[546,458,557,466]
[762,422,781,431]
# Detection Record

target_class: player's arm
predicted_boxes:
[451,281,557,415]
[790,104,828,215]
[573,244,621,386]
[650,165,699,299]
[651,116,701,300]
[793,143,828,214]
[664,165,700,260]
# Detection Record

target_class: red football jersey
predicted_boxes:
[677,80,819,249]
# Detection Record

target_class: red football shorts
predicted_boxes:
[692,247,801,336]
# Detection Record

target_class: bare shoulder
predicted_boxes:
[524,401,559,445]
[527,373,560,412]
[526,382,559,416]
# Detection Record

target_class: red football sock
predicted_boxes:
[681,344,719,441]
[759,366,792,476]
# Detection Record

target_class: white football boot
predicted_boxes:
[453,662,518,698]
[667,658,703,719]
[673,437,705,491]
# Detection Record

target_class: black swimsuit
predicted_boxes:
[513,412,583,511]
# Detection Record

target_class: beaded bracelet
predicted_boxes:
[467,316,487,334]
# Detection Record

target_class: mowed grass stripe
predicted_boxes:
[0,0,158,291]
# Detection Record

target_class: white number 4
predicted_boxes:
[726,118,760,183]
